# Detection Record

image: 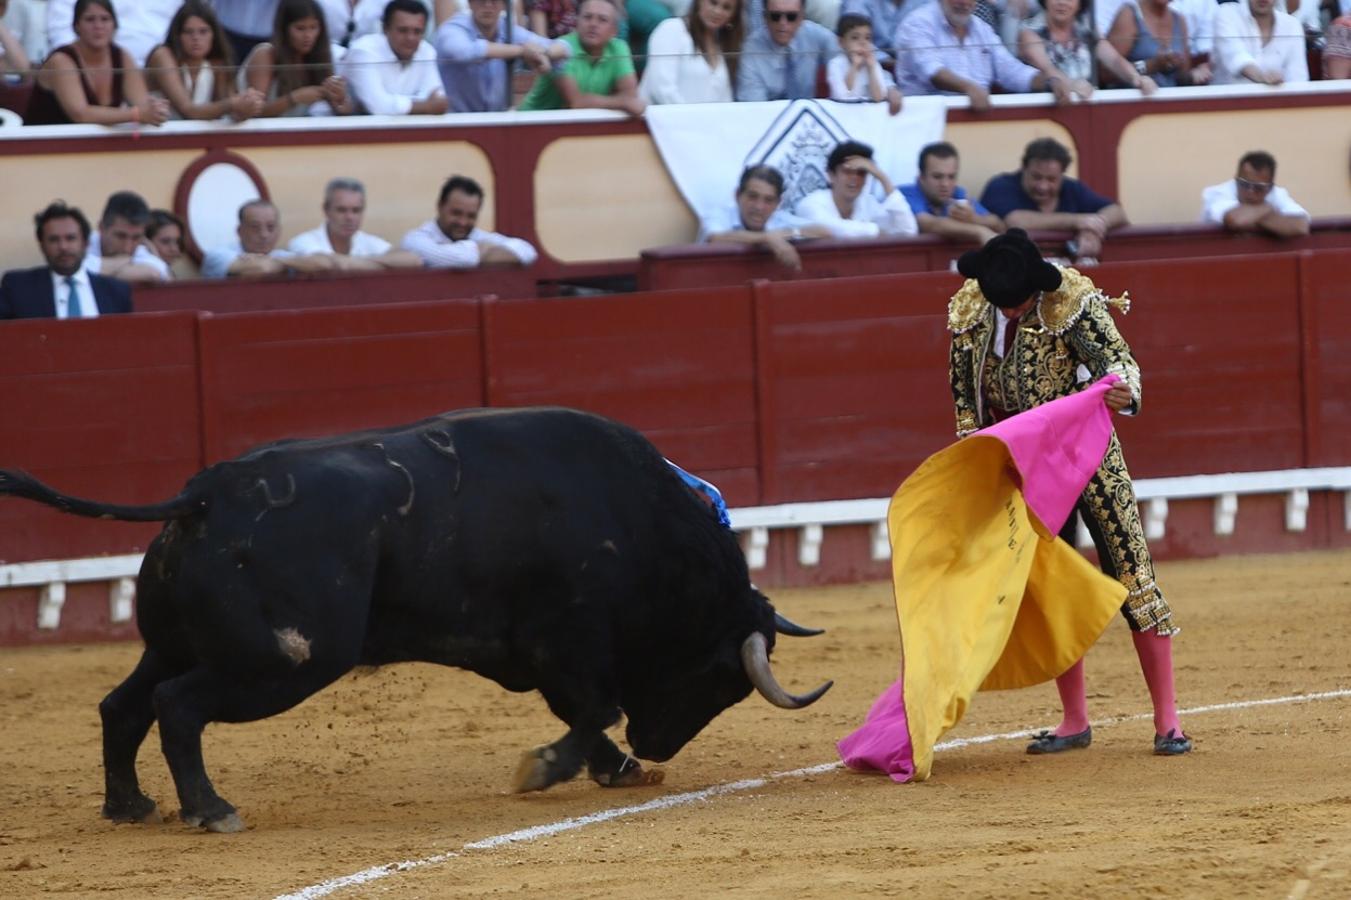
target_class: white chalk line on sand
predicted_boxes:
[275,687,1351,900]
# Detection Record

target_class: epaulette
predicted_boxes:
[1037,267,1132,336]
[947,279,989,334]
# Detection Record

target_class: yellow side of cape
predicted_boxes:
[889,436,1124,781]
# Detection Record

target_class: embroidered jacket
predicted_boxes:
[948,266,1140,437]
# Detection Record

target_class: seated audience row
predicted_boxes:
[17,0,1344,128]
[698,136,1311,268]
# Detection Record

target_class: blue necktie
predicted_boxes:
[64,275,83,318]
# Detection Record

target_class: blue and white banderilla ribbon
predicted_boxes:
[665,459,731,528]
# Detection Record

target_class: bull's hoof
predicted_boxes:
[205,813,247,834]
[102,797,162,825]
[592,757,665,788]
[512,746,559,793]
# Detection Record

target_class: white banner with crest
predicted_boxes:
[644,97,948,225]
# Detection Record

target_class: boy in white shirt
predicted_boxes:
[826,13,902,115]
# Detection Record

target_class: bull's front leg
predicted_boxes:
[585,735,664,788]
[511,713,616,793]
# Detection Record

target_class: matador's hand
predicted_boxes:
[1104,382,1133,412]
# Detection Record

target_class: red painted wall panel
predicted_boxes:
[1088,256,1306,477]
[483,288,761,504]
[1304,249,1351,467]
[0,313,202,562]
[755,271,962,503]
[197,301,486,462]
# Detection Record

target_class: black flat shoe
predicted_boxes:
[1026,726,1092,755]
[1154,729,1193,755]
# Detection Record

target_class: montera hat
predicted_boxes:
[956,228,1062,309]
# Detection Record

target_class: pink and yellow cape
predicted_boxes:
[837,377,1127,782]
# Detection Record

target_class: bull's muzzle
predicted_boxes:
[740,632,832,709]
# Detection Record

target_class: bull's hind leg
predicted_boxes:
[100,648,183,824]
[152,663,350,832]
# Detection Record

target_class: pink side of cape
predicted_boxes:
[835,377,1119,782]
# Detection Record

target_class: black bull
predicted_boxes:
[0,407,831,833]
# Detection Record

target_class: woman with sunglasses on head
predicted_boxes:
[241,0,354,116]
[638,0,744,103]
[146,1,265,120]
[27,0,171,126]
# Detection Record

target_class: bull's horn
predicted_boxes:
[740,632,833,709]
[774,611,825,637]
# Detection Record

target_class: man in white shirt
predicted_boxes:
[1,202,132,319]
[202,200,338,278]
[85,191,170,284]
[289,178,424,269]
[47,0,180,65]
[698,165,830,271]
[794,140,918,239]
[1212,0,1309,86]
[400,176,538,268]
[342,0,449,115]
[1200,150,1310,238]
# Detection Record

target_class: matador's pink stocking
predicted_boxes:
[1132,630,1183,737]
[1054,658,1090,736]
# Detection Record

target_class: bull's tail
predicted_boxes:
[0,469,202,522]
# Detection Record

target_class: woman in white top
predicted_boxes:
[795,139,917,238]
[241,0,354,117]
[0,0,33,79]
[146,1,264,120]
[638,0,744,105]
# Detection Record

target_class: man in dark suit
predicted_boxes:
[0,202,134,320]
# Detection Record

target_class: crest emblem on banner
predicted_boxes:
[743,101,854,212]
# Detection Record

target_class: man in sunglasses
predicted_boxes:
[737,0,839,100]
[1200,150,1310,238]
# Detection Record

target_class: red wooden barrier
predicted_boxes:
[133,265,536,314]
[482,287,761,505]
[197,300,486,463]
[1088,255,1307,478]
[1301,248,1351,469]
[754,271,962,505]
[0,312,202,561]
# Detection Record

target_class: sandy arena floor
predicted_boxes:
[2,549,1350,899]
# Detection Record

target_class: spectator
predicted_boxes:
[900,141,1004,244]
[1,202,132,320]
[838,0,928,56]
[211,0,281,64]
[289,177,424,268]
[979,137,1127,262]
[638,0,744,104]
[242,0,355,116]
[27,0,171,127]
[1210,0,1308,86]
[146,2,266,121]
[86,191,171,283]
[826,12,902,113]
[342,0,448,114]
[518,0,644,113]
[1105,0,1200,87]
[0,0,33,78]
[144,209,186,273]
[318,0,418,50]
[46,0,181,65]
[1200,150,1310,238]
[895,0,1072,108]
[401,175,539,267]
[738,0,839,102]
[1168,0,1216,83]
[202,199,338,277]
[435,0,569,112]
[1328,11,1351,79]
[795,139,919,237]
[1018,0,1158,97]
[698,165,831,270]
[528,0,577,37]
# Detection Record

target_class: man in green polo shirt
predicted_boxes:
[517,0,646,115]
